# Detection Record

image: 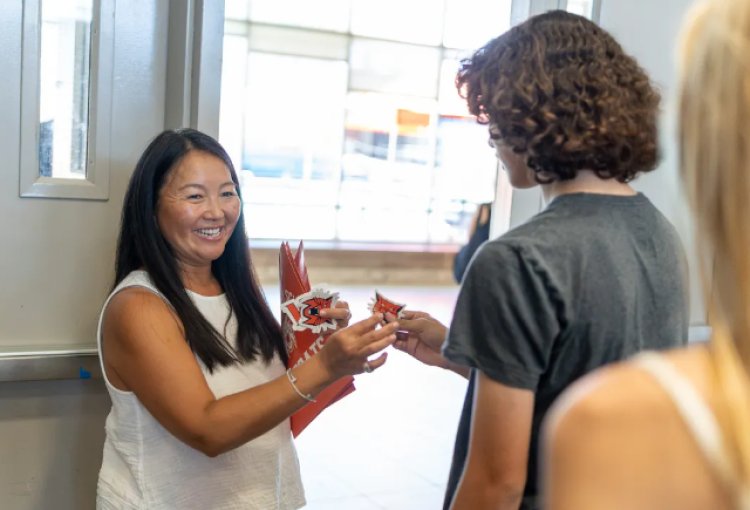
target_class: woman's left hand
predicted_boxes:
[319,300,351,330]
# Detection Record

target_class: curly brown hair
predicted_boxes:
[457,10,660,182]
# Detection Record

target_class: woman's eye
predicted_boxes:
[221,190,237,197]
[187,194,202,200]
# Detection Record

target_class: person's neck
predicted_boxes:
[540,170,636,204]
[179,265,221,296]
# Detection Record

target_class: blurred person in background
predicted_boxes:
[453,202,492,283]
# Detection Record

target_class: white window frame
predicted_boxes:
[19,0,114,200]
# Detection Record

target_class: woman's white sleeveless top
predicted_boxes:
[96,270,305,509]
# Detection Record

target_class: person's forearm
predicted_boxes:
[450,480,524,510]
[195,356,336,456]
[450,463,525,510]
[449,373,531,510]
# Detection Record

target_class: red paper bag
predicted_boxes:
[279,241,355,437]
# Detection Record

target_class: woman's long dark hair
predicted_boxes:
[115,128,287,371]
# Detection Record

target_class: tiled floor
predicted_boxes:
[262,285,468,509]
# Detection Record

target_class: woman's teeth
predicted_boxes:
[196,227,221,238]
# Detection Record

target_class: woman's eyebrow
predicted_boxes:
[177,183,206,191]
[176,181,235,191]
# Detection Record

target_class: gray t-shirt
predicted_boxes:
[442,192,689,509]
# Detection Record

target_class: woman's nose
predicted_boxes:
[203,198,222,219]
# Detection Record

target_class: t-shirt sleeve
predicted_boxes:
[442,241,562,390]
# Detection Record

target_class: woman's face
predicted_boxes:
[156,150,241,272]
[488,126,537,189]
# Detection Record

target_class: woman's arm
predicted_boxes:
[102,287,397,457]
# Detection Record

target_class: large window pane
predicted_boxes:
[430,115,497,242]
[228,52,347,235]
[219,35,248,174]
[434,117,496,203]
[342,93,434,210]
[350,0,443,45]
[339,93,438,242]
[226,0,351,32]
[244,204,337,240]
[337,206,430,243]
[439,57,473,116]
[39,0,92,179]
[431,53,499,243]
[220,0,512,246]
[566,0,595,18]
[243,24,349,60]
[224,0,249,20]
[349,39,440,97]
[443,0,512,49]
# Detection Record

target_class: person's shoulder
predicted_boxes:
[117,269,158,291]
[480,216,570,267]
[105,285,179,334]
[468,236,527,273]
[495,205,586,253]
[546,346,710,448]
[466,224,564,284]
[543,346,727,509]
[484,213,557,251]
[110,285,165,307]
[547,363,656,432]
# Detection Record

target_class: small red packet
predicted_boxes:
[368,291,407,319]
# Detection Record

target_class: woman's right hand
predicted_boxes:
[317,313,399,379]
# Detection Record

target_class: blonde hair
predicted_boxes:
[678,0,750,503]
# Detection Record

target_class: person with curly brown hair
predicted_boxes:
[392,10,689,510]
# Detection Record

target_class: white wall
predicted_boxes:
[0,1,167,508]
[0,0,230,502]
[0,0,227,503]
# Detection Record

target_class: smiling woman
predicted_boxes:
[95,128,399,509]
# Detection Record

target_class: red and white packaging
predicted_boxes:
[279,241,355,437]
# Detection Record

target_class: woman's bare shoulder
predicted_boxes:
[543,346,721,509]
[548,346,711,436]
[106,285,175,320]
[103,286,184,346]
